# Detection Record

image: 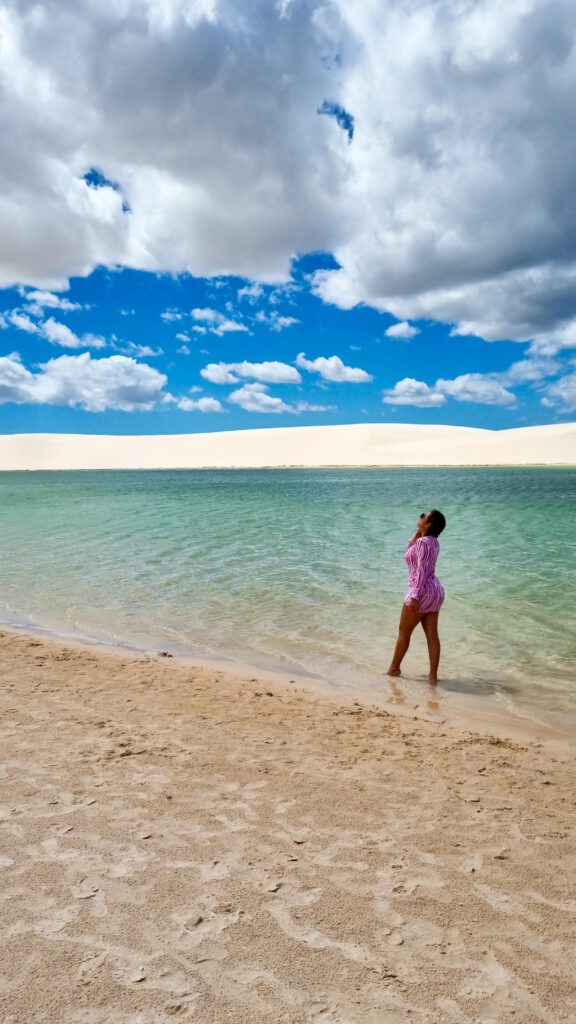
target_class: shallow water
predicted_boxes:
[1,468,574,726]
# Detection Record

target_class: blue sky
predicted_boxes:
[0,256,556,434]
[1,0,576,432]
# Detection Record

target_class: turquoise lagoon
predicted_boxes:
[1,468,574,728]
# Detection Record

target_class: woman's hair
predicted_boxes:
[427,509,446,538]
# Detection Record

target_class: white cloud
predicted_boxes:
[436,373,516,406]
[295,352,372,382]
[117,342,164,358]
[41,317,106,350]
[191,308,249,336]
[270,313,300,332]
[528,321,576,357]
[200,363,238,385]
[0,0,346,292]
[177,395,224,413]
[237,283,264,303]
[2,309,106,349]
[382,379,446,408]
[228,382,293,414]
[201,360,301,385]
[255,310,300,331]
[496,357,561,385]
[0,353,32,405]
[269,283,301,305]
[7,312,39,334]
[0,352,167,411]
[312,0,576,343]
[2,1,576,348]
[541,373,576,411]
[383,372,516,407]
[161,309,184,322]
[177,343,191,355]
[384,321,420,340]
[294,400,335,412]
[21,290,81,315]
[175,332,190,343]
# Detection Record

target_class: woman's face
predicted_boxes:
[418,511,432,533]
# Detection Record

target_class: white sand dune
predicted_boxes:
[0,421,575,469]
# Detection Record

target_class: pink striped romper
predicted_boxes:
[404,535,445,614]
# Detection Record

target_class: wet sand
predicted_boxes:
[1,628,575,1023]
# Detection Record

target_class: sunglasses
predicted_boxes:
[419,512,427,520]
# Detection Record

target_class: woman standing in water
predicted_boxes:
[387,510,446,683]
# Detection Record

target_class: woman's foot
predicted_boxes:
[387,666,401,677]
[428,674,438,684]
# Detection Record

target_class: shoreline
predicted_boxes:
[2,618,574,751]
[2,463,575,472]
[1,625,575,1022]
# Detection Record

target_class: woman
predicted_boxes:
[387,509,446,684]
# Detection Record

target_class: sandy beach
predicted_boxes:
[0,422,575,470]
[1,628,575,1024]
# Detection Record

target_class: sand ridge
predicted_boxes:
[0,422,575,470]
[0,628,575,1023]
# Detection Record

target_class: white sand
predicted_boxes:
[1,628,575,1023]
[0,422,575,470]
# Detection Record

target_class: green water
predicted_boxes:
[0,468,574,726]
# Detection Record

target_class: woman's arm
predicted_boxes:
[406,536,435,608]
[406,529,422,549]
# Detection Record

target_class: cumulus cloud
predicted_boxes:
[1,309,106,349]
[383,372,517,407]
[237,283,264,303]
[541,373,576,411]
[42,317,106,350]
[382,379,446,408]
[495,357,561,385]
[191,308,249,335]
[255,310,300,331]
[436,374,516,406]
[225,381,330,415]
[6,312,39,335]
[294,400,335,412]
[313,0,576,344]
[2,0,576,351]
[177,395,224,413]
[228,382,294,414]
[0,352,168,411]
[21,290,81,315]
[384,321,420,340]
[295,352,372,382]
[201,360,301,385]
[117,342,164,358]
[0,0,352,290]
[528,321,576,357]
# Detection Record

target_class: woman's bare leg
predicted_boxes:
[387,603,422,676]
[421,611,441,683]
